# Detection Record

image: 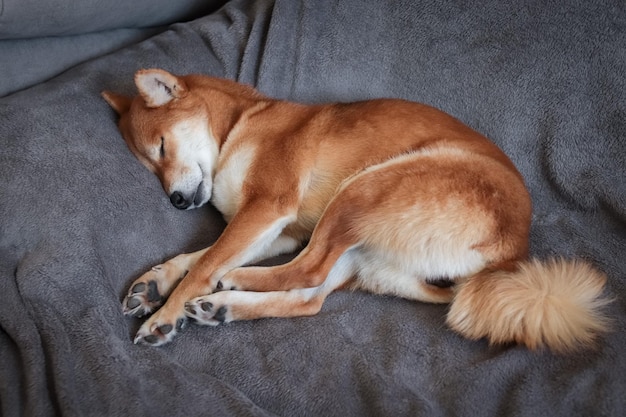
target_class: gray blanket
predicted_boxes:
[1,0,625,416]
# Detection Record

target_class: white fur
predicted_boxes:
[135,70,182,107]
[301,247,359,302]
[245,234,301,264]
[234,214,297,265]
[211,144,256,220]
[167,117,219,209]
[354,246,484,302]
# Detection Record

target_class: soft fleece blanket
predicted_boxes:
[1,0,625,416]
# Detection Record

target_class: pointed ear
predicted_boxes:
[134,69,187,108]
[101,91,132,115]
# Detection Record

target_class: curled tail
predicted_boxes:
[446,258,611,352]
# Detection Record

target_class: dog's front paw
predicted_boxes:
[133,310,187,346]
[123,268,165,317]
[184,294,232,326]
[123,263,189,317]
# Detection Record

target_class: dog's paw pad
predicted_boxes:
[123,280,163,317]
[158,324,173,335]
[130,282,146,294]
[141,334,160,345]
[184,297,231,326]
[133,319,182,347]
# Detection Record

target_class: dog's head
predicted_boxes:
[102,69,218,210]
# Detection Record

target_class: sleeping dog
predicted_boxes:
[103,69,609,350]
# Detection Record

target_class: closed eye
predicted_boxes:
[160,137,165,158]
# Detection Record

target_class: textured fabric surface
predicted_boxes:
[1,0,625,416]
[0,28,163,97]
[0,0,222,38]
[0,0,226,96]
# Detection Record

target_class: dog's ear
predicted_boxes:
[101,91,132,115]
[134,69,187,108]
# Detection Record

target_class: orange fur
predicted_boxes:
[447,259,611,352]
[102,69,610,351]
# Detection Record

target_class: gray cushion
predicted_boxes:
[0,0,224,39]
[0,0,226,96]
[0,28,162,96]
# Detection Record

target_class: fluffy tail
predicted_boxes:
[446,259,611,352]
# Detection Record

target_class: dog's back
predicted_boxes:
[217,97,528,243]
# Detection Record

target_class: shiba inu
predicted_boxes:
[102,69,609,351]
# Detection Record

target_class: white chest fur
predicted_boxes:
[211,144,256,222]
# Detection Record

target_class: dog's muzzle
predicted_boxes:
[169,181,207,210]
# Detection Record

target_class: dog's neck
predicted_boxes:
[200,89,271,150]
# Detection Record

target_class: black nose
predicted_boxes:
[169,191,191,210]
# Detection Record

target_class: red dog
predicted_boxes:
[103,69,609,350]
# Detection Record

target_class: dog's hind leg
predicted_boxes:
[185,248,359,324]
[216,200,362,294]
[182,177,370,324]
